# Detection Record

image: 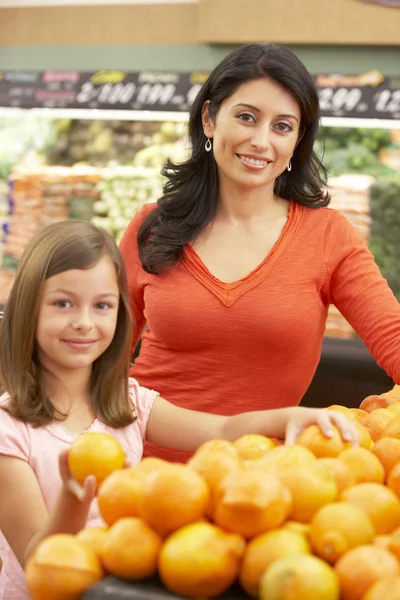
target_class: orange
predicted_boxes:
[76,527,108,558]
[341,483,400,534]
[213,468,292,538]
[309,502,375,564]
[384,386,400,400]
[158,522,245,598]
[388,403,400,416]
[350,408,368,421]
[388,531,400,563]
[191,439,238,456]
[296,424,351,458]
[260,444,316,470]
[372,437,400,480]
[283,521,311,537]
[102,517,162,580]
[359,410,395,442]
[337,447,385,484]
[317,458,356,493]
[373,535,391,549]
[387,463,400,500]
[97,468,145,526]
[25,534,103,600]
[363,577,400,600]
[383,416,400,441]
[134,457,169,475]
[359,394,391,413]
[137,463,210,536]
[68,432,125,486]
[239,528,311,597]
[335,544,399,600]
[233,434,275,460]
[327,405,358,421]
[187,445,241,492]
[279,462,338,523]
[354,421,374,450]
[260,554,340,600]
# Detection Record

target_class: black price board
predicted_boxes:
[0,69,399,119]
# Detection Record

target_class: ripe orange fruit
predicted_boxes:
[187,445,241,492]
[76,527,108,558]
[213,468,292,538]
[279,463,338,523]
[327,405,358,421]
[137,463,210,536]
[25,534,103,600]
[387,403,400,416]
[159,522,245,598]
[283,521,311,537]
[388,530,400,563]
[360,395,391,413]
[341,483,400,534]
[134,457,169,475]
[97,468,144,526]
[363,577,400,600]
[233,434,275,460]
[354,421,374,450]
[260,444,316,470]
[383,416,400,441]
[309,502,375,564]
[387,463,400,500]
[318,458,356,493]
[102,517,162,580]
[239,528,311,597]
[372,437,400,480]
[359,410,395,442]
[68,432,125,486]
[338,447,385,484]
[350,408,368,421]
[335,544,399,600]
[260,554,340,600]
[296,424,351,458]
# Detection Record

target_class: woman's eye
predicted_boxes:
[54,300,71,309]
[276,122,293,132]
[237,112,256,123]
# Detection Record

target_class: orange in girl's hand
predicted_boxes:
[296,424,351,458]
[25,534,103,600]
[327,405,358,421]
[68,432,125,486]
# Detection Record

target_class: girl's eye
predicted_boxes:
[276,122,294,133]
[237,112,256,123]
[95,302,112,310]
[54,300,71,309]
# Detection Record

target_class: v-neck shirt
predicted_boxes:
[120,202,400,463]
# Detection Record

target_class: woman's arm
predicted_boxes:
[146,396,358,451]
[0,451,95,567]
[325,211,400,384]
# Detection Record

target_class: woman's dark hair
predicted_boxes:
[139,43,329,274]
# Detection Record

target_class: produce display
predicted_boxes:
[24,385,400,600]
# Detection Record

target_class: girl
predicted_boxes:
[0,220,356,599]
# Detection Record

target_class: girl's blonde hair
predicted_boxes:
[0,220,135,428]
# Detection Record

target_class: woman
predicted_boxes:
[120,43,400,462]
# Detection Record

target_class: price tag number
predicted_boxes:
[77,82,136,105]
[318,88,363,113]
[374,90,400,114]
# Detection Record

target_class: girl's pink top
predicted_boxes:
[0,378,157,600]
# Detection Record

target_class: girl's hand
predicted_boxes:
[284,407,359,446]
[58,450,97,503]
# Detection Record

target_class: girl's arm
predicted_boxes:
[146,396,358,450]
[0,451,95,567]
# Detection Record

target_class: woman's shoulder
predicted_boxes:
[120,203,157,252]
[295,203,352,232]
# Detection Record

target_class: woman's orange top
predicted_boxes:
[120,201,400,462]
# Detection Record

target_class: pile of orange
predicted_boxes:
[25,384,400,600]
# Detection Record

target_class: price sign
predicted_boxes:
[0,69,398,120]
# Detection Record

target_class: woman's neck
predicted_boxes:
[216,178,282,223]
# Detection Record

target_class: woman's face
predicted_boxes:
[202,78,301,192]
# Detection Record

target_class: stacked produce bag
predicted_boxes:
[325,174,375,339]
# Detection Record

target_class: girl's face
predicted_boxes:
[36,256,120,379]
[202,78,301,192]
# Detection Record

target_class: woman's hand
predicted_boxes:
[284,406,359,446]
[58,449,97,503]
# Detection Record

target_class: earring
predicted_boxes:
[287,160,292,172]
[205,138,212,152]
